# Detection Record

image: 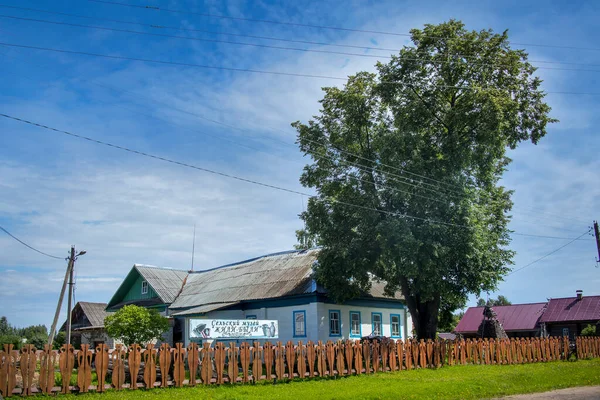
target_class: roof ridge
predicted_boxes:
[547,295,600,300]
[134,264,188,272]
[470,302,548,308]
[189,249,316,275]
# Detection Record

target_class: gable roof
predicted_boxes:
[539,295,600,323]
[455,303,546,333]
[79,302,112,327]
[169,249,403,313]
[106,264,188,309]
[60,301,112,331]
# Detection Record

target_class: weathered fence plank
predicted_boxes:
[0,336,598,397]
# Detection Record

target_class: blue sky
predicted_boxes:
[1,0,599,328]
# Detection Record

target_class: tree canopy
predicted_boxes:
[104,305,170,346]
[293,20,555,339]
[477,295,512,307]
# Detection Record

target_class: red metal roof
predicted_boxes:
[455,303,546,333]
[539,296,600,323]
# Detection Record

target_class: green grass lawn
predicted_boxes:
[63,359,600,400]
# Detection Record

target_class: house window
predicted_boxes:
[329,310,341,336]
[391,314,401,338]
[246,315,257,320]
[293,311,306,337]
[350,311,361,337]
[372,312,382,336]
[562,328,569,337]
[141,280,148,295]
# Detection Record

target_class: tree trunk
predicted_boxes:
[404,293,441,340]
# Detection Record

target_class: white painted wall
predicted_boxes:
[314,303,409,341]
[182,301,413,346]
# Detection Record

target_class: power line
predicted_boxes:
[508,229,593,275]
[2,112,592,238]
[4,41,600,97]
[0,112,471,227]
[88,0,600,53]
[511,232,591,241]
[0,4,401,52]
[2,45,590,226]
[0,225,64,259]
[5,14,600,73]
[3,46,591,229]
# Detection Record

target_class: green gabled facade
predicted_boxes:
[106,264,188,312]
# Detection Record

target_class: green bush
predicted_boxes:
[581,324,597,336]
[105,305,170,346]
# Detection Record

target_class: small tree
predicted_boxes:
[581,324,597,337]
[104,305,170,346]
[53,331,66,349]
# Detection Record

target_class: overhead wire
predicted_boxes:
[2,42,591,228]
[0,112,476,228]
[1,112,593,240]
[2,44,590,226]
[0,225,65,260]
[88,0,600,53]
[3,42,600,96]
[507,229,593,275]
[0,4,401,52]
[4,13,600,73]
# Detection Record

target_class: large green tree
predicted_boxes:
[293,20,555,339]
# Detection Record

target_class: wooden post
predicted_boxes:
[39,344,57,395]
[59,344,75,394]
[187,343,199,386]
[228,342,239,384]
[172,343,186,387]
[20,344,37,396]
[96,343,110,392]
[252,341,262,382]
[142,344,157,389]
[76,344,93,393]
[214,342,227,385]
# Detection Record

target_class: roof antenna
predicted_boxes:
[190,224,196,272]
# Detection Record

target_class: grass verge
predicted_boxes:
[64,359,600,400]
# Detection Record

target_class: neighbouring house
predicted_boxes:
[106,249,413,345]
[539,291,600,339]
[454,302,547,338]
[61,302,114,348]
[106,264,188,344]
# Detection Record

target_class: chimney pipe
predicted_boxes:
[576,290,583,300]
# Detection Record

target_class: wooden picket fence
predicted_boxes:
[1,336,599,397]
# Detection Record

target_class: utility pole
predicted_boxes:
[66,246,75,347]
[47,247,74,346]
[47,246,86,347]
[594,221,600,264]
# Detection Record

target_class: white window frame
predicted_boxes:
[350,311,361,337]
[141,280,148,295]
[372,313,382,336]
[293,310,306,337]
[329,310,341,336]
[391,314,401,337]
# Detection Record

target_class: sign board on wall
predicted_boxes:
[189,319,279,340]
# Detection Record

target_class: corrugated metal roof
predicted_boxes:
[539,295,600,323]
[170,250,318,309]
[170,249,403,310]
[134,265,188,304]
[438,333,456,340]
[170,302,240,316]
[79,302,112,327]
[455,303,546,333]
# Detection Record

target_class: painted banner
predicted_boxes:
[189,319,279,340]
